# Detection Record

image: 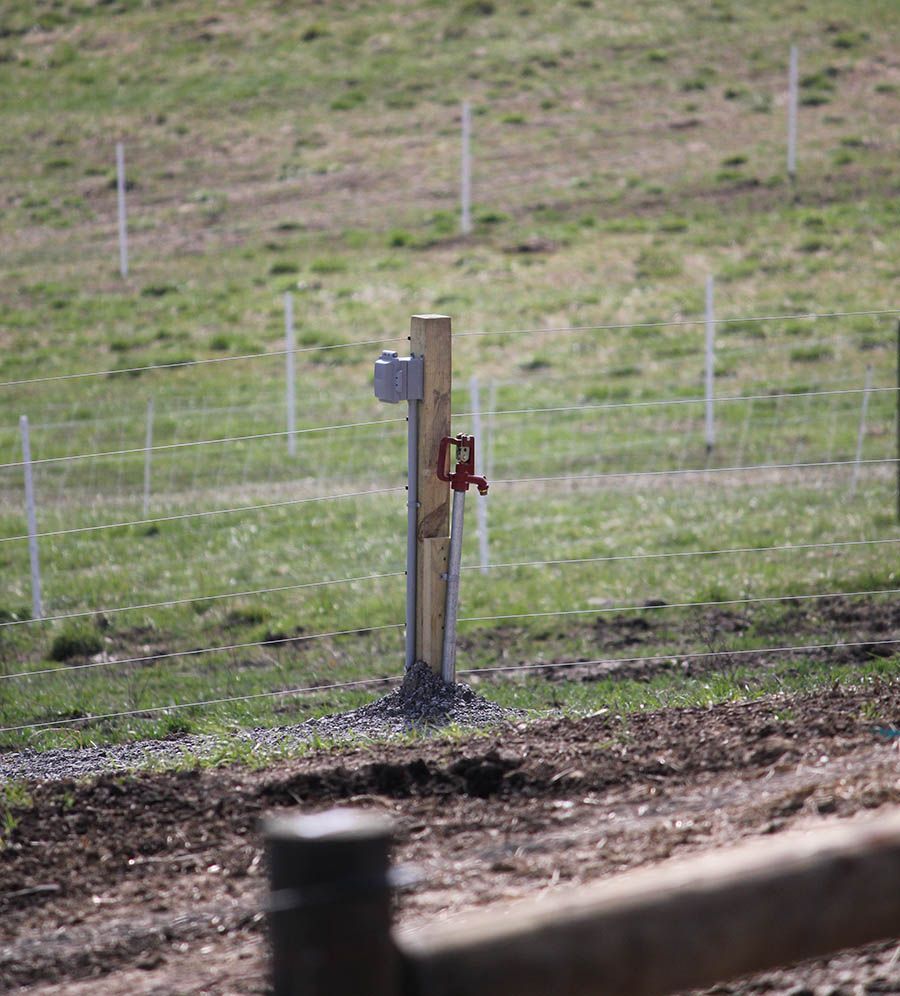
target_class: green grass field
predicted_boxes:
[0,0,898,751]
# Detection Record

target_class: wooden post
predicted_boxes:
[410,314,451,675]
[265,809,399,996]
[399,807,900,996]
[896,318,899,522]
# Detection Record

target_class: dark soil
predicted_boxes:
[2,679,900,994]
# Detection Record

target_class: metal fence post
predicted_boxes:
[470,376,489,574]
[143,398,154,516]
[704,275,715,454]
[19,415,43,620]
[849,365,873,497]
[461,101,472,235]
[265,809,400,996]
[787,44,799,182]
[116,141,129,278]
[285,292,296,457]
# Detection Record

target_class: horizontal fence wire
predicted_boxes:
[0,336,407,390]
[454,386,898,421]
[1,308,895,393]
[0,485,405,544]
[0,571,406,630]
[6,386,890,473]
[457,587,900,626]
[6,538,893,631]
[0,417,406,471]
[458,636,900,680]
[492,457,897,488]
[0,674,404,735]
[460,536,900,574]
[5,633,898,737]
[0,622,406,681]
[6,586,896,684]
[454,309,900,340]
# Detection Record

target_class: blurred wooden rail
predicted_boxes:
[266,807,900,996]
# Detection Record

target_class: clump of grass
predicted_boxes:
[269,261,299,275]
[790,345,834,363]
[50,625,103,662]
[141,284,177,298]
[224,606,270,628]
[310,257,347,275]
[636,248,682,280]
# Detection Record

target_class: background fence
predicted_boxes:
[0,303,897,748]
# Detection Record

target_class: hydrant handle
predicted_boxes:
[437,435,489,495]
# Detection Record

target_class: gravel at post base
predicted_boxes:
[1,678,900,994]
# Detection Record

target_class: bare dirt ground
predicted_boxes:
[2,674,900,995]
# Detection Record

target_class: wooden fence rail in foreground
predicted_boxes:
[265,807,900,996]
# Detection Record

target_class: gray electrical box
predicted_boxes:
[373,350,423,404]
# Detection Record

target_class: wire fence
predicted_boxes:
[0,305,897,744]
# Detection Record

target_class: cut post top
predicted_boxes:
[265,808,394,844]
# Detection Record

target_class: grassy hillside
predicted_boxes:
[0,0,897,749]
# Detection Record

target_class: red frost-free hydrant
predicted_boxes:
[437,434,489,683]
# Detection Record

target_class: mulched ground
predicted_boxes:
[2,676,900,994]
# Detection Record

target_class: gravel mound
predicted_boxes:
[0,666,519,783]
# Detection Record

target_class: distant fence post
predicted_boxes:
[470,375,489,574]
[787,44,799,182]
[486,379,497,479]
[19,416,43,620]
[143,398,154,516]
[461,101,472,236]
[116,142,129,278]
[284,292,297,457]
[265,809,399,996]
[411,314,451,676]
[704,275,715,453]
[896,318,899,522]
[849,366,873,497]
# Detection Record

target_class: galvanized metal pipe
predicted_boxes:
[441,488,466,683]
[405,398,419,671]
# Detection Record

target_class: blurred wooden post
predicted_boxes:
[265,809,399,996]
[411,315,451,675]
[399,808,900,996]
[896,318,899,522]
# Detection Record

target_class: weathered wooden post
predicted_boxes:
[265,809,399,996]
[411,314,451,676]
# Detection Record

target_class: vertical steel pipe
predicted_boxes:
[405,398,419,670]
[441,488,466,683]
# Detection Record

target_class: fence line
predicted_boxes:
[457,586,900,627]
[6,385,887,466]
[0,570,406,630]
[492,456,896,489]
[0,416,406,471]
[0,484,405,545]
[0,621,407,682]
[454,309,900,340]
[460,536,900,574]
[6,358,881,439]
[1,309,895,394]
[6,585,896,686]
[5,631,897,738]
[0,673,404,735]
[0,335,407,391]
[459,636,900,680]
[454,385,898,422]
